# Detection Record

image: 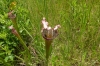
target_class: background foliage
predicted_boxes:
[0,0,100,66]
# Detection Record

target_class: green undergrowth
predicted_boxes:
[25,0,100,66]
[0,0,100,66]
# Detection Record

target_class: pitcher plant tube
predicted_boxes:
[41,17,61,65]
[8,11,31,66]
[8,10,19,32]
[9,25,31,65]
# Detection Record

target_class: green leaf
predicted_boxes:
[0,33,7,40]
[4,56,9,62]
[0,52,6,56]
[0,42,4,45]
[4,55,14,62]
[9,55,14,61]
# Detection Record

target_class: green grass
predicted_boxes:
[24,0,100,66]
[0,0,100,66]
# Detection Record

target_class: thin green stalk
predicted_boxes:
[11,18,19,32]
[44,0,48,19]
[17,34,28,52]
[15,55,25,63]
[17,32,31,66]
[45,40,52,66]
[44,0,46,16]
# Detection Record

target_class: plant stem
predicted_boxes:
[44,0,48,19]
[15,55,25,63]
[45,40,52,66]
[11,17,19,32]
[18,35,31,66]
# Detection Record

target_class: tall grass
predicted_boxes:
[18,0,100,66]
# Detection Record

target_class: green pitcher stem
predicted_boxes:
[10,15,31,65]
[17,35,28,51]
[45,39,52,66]
[17,34,31,65]
[11,18,19,32]
[11,18,29,52]
[11,17,29,54]
[44,0,48,20]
